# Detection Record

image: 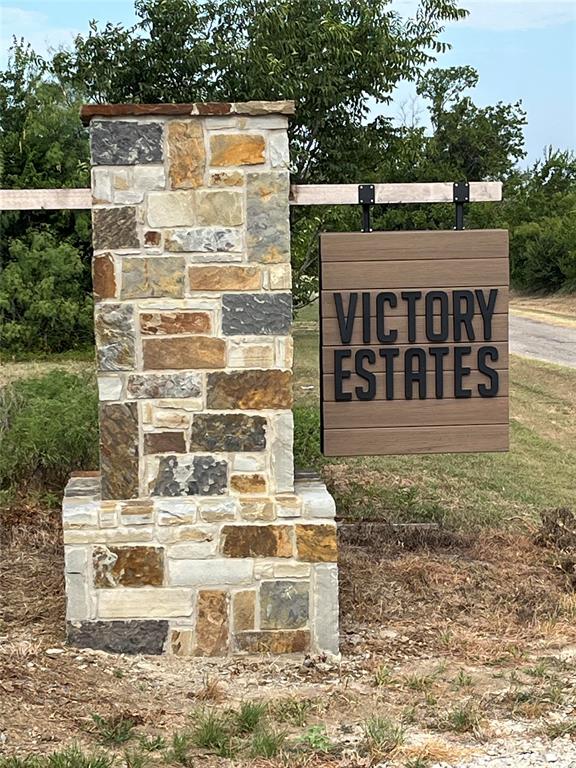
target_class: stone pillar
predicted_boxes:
[63,101,339,657]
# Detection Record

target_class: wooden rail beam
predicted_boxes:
[0,182,502,211]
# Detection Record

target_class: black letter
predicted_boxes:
[475,288,498,340]
[379,347,400,400]
[355,349,376,400]
[376,292,398,343]
[334,350,352,401]
[429,346,450,399]
[333,293,357,345]
[425,291,449,342]
[362,292,371,343]
[477,346,499,397]
[404,348,427,399]
[454,346,472,398]
[453,290,475,342]
[401,291,422,343]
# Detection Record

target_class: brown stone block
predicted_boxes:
[188,266,261,292]
[196,190,243,226]
[171,628,194,656]
[207,370,292,409]
[144,230,162,247]
[221,525,292,558]
[210,134,265,166]
[93,545,164,588]
[232,590,255,632]
[233,630,309,654]
[93,253,116,299]
[140,311,211,335]
[144,432,186,454]
[168,121,205,189]
[190,414,266,453]
[239,499,275,521]
[196,590,229,656]
[92,206,139,251]
[210,171,243,187]
[143,336,226,370]
[231,474,267,495]
[121,257,184,299]
[100,402,139,499]
[295,525,338,563]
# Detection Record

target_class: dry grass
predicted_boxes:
[510,292,576,328]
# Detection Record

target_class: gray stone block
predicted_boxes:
[92,206,139,251]
[67,619,168,654]
[127,373,202,399]
[260,580,309,629]
[152,455,228,497]
[190,414,266,452]
[95,303,135,372]
[222,293,292,335]
[91,121,163,165]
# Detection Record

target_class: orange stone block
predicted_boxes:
[231,474,267,494]
[221,524,292,558]
[233,590,256,632]
[188,266,261,292]
[233,630,310,654]
[93,253,116,299]
[207,370,293,409]
[195,590,229,656]
[295,525,338,563]
[168,121,205,189]
[143,336,226,370]
[140,311,211,335]
[210,134,265,166]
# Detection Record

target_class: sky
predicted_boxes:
[1,0,575,165]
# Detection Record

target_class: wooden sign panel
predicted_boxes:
[319,230,509,456]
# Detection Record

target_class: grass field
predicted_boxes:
[2,311,576,763]
[294,304,576,529]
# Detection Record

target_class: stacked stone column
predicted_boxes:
[62,101,339,656]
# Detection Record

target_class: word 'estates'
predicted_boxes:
[320,230,509,456]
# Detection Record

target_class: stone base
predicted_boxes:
[62,472,339,656]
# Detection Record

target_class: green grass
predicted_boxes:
[293,313,576,528]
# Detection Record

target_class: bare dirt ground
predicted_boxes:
[3,508,576,766]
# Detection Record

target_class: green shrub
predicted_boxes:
[293,405,323,470]
[0,230,93,354]
[0,370,98,501]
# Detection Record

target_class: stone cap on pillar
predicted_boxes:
[80,101,296,125]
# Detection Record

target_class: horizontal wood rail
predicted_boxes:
[0,182,502,211]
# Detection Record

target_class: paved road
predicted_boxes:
[510,314,576,368]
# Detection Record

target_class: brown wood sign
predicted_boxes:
[320,230,509,456]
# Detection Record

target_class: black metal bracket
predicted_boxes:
[453,181,469,230]
[358,184,375,232]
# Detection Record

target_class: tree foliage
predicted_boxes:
[0,1,574,354]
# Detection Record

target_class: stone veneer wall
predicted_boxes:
[63,101,339,657]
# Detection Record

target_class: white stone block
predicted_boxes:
[238,116,289,130]
[167,540,217,559]
[275,336,293,368]
[62,500,99,529]
[97,375,123,401]
[267,264,292,290]
[147,191,196,227]
[99,588,194,619]
[254,562,274,579]
[65,572,96,621]
[157,524,215,544]
[64,546,88,573]
[273,562,310,578]
[270,412,294,493]
[228,341,275,368]
[312,564,339,655]
[276,494,302,518]
[155,498,197,526]
[269,131,290,168]
[297,484,336,519]
[168,558,253,587]
[199,497,239,521]
[231,454,266,473]
[92,168,112,203]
